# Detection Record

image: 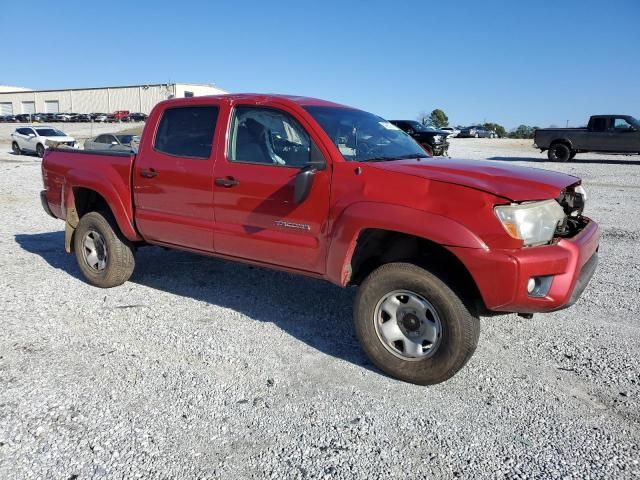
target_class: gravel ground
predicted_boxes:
[0,125,638,479]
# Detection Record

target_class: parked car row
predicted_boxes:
[11,126,77,158]
[9,123,142,157]
[457,125,499,138]
[0,111,148,123]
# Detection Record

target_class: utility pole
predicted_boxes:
[566,120,569,128]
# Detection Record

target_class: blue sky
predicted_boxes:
[1,0,638,129]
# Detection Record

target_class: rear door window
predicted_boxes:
[591,118,607,132]
[154,106,219,159]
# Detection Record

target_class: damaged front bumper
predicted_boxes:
[450,218,600,314]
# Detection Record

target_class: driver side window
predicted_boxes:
[228,106,311,168]
[612,118,632,130]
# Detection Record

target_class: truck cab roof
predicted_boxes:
[167,93,354,109]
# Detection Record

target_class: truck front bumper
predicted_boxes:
[450,218,600,314]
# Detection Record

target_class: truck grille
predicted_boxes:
[557,188,585,217]
[555,186,587,237]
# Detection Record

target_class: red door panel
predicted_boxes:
[213,162,330,272]
[212,103,331,273]
[134,158,215,250]
[133,104,220,251]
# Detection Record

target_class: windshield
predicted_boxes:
[116,135,134,145]
[628,116,640,128]
[304,106,428,162]
[35,128,65,137]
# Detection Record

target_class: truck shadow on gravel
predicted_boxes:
[488,156,640,165]
[15,231,373,371]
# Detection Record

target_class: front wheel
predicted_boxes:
[354,263,480,385]
[74,211,135,288]
[548,143,571,162]
[12,141,21,155]
[36,144,45,158]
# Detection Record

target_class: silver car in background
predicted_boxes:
[84,134,138,152]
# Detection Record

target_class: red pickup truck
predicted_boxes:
[40,94,599,385]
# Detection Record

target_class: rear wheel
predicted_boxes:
[74,211,135,288]
[548,143,571,162]
[36,144,45,158]
[354,263,480,385]
[11,141,21,155]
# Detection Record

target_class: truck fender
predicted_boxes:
[63,169,141,243]
[550,137,574,150]
[325,202,487,286]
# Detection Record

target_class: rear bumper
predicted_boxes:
[450,218,600,314]
[40,190,56,218]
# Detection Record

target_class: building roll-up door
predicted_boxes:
[22,101,35,114]
[0,103,13,115]
[44,101,59,113]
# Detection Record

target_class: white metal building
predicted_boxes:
[0,83,227,116]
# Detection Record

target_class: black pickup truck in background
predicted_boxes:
[534,115,640,161]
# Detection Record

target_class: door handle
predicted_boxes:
[140,168,158,178]
[215,177,239,187]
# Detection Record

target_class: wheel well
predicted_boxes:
[349,229,485,314]
[550,139,573,150]
[73,187,109,219]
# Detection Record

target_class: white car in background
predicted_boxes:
[11,126,77,157]
[440,127,460,138]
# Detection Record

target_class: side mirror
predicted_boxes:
[294,165,316,204]
[28,133,36,138]
[111,141,118,145]
[294,143,326,204]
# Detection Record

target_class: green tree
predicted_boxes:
[508,125,536,139]
[427,109,449,128]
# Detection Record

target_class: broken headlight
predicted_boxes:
[494,200,566,247]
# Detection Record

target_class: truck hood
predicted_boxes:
[368,158,579,201]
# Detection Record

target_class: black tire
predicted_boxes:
[569,151,577,160]
[11,141,21,155]
[354,262,480,385]
[36,144,45,158]
[73,211,135,288]
[548,143,571,162]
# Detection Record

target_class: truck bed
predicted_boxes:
[534,128,588,150]
[42,148,136,223]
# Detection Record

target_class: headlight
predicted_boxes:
[494,200,565,246]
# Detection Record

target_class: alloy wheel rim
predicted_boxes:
[373,290,442,361]
[81,230,108,272]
